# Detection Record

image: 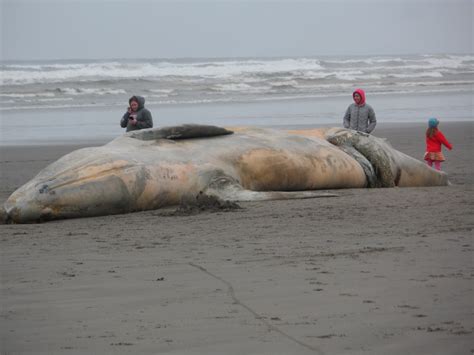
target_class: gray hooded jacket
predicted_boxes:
[120,96,153,132]
[343,103,376,134]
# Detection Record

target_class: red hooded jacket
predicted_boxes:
[426,129,452,153]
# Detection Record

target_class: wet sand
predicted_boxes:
[1,122,473,354]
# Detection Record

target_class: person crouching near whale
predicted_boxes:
[424,117,452,171]
[343,88,377,134]
[120,95,153,132]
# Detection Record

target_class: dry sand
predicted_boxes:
[1,122,473,354]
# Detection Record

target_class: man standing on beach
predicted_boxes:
[120,95,153,132]
[343,88,377,134]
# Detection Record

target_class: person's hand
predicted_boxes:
[127,107,132,114]
[130,118,137,125]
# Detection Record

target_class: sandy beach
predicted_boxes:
[1,121,473,354]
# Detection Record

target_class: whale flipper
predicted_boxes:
[128,124,234,141]
[203,173,338,202]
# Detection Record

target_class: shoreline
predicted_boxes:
[1,90,473,146]
[1,120,472,147]
[1,121,473,354]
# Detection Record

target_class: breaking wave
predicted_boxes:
[1,54,472,110]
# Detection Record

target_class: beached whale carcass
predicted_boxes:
[2,125,448,223]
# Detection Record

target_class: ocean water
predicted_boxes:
[0,54,473,145]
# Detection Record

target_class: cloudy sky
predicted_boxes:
[1,0,472,61]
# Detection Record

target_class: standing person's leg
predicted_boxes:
[426,159,433,168]
[434,161,441,171]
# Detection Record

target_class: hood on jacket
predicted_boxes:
[129,95,145,110]
[353,88,366,106]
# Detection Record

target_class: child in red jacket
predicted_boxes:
[424,118,453,171]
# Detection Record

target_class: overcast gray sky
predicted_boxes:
[1,0,472,61]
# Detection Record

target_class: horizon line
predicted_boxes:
[1,51,473,63]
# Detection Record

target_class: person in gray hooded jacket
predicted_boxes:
[120,95,153,132]
[343,88,376,134]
